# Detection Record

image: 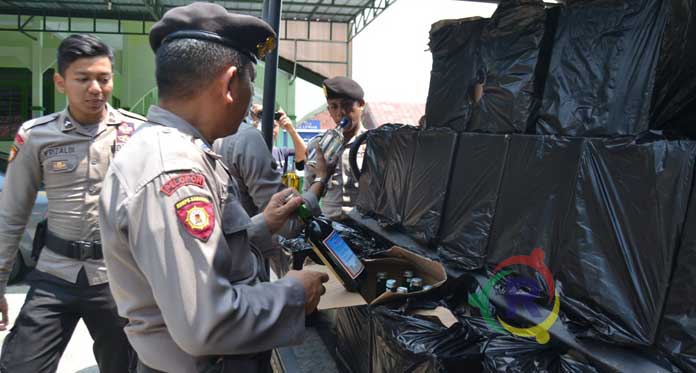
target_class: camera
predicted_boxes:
[257,111,283,121]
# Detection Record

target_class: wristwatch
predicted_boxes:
[310,176,328,197]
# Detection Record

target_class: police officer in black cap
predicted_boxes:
[98,3,329,372]
[304,76,367,220]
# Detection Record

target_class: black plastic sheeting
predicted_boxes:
[651,0,696,138]
[657,162,696,372]
[426,0,553,134]
[469,0,551,134]
[556,139,696,346]
[402,128,457,246]
[371,307,484,373]
[482,335,600,373]
[437,133,509,272]
[355,125,456,246]
[355,124,419,227]
[335,306,372,373]
[426,17,488,131]
[536,0,670,137]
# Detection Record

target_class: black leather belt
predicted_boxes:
[46,230,103,260]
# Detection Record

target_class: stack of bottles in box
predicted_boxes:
[340,0,696,371]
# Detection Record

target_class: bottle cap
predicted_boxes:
[376,272,388,279]
[410,277,423,287]
[385,279,397,288]
[338,117,350,128]
[396,287,408,294]
[402,270,414,278]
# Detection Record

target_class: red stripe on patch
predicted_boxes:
[175,196,215,242]
[160,173,206,196]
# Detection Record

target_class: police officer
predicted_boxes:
[0,34,143,372]
[213,111,327,276]
[303,76,367,220]
[98,3,329,372]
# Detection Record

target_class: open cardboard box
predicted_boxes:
[305,246,458,327]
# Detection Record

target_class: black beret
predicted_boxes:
[323,76,364,101]
[149,2,277,63]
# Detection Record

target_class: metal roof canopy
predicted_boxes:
[0,0,398,85]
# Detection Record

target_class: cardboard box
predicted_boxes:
[307,246,447,310]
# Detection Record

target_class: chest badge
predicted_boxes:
[50,160,68,172]
[175,195,215,242]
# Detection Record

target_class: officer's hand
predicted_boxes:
[264,189,303,234]
[0,295,9,331]
[286,270,329,314]
[308,143,331,181]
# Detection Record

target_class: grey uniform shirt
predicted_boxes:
[304,126,366,220]
[0,105,144,295]
[213,121,320,247]
[99,106,305,372]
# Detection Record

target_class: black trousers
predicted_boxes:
[0,269,133,373]
[137,351,272,373]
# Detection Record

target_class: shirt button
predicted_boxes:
[91,160,98,165]
[88,185,98,194]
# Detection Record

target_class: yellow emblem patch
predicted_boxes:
[51,160,68,172]
[8,145,18,163]
[256,36,276,59]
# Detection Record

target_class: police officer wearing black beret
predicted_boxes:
[304,76,367,220]
[99,3,329,372]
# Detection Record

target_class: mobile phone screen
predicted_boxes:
[322,231,365,279]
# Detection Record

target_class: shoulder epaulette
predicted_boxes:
[22,112,59,130]
[117,108,147,122]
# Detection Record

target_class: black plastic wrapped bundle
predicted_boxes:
[402,127,457,246]
[536,0,670,137]
[371,307,484,373]
[426,17,488,131]
[355,124,419,227]
[335,306,372,373]
[469,0,551,134]
[555,138,696,346]
[657,159,696,371]
[650,0,696,138]
[437,133,510,271]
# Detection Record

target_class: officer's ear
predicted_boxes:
[54,72,66,94]
[222,65,240,104]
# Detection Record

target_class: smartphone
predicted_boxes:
[274,112,283,120]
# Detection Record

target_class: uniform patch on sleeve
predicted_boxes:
[8,144,18,162]
[160,173,206,196]
[175,195,215,242]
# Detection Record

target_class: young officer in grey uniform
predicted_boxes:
[98,3,329,372]
[303,77,367,221]
[0,34,143,372]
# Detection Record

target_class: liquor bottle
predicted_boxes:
[375,272,388,297]
[401,270,414,288]
[307,117,350,166]
[409,277,423,292]
[282,155,301,191]
[396,287,409,294]
[304,216,366,292]
[385,279,398,293]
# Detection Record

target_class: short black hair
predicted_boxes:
[57,34,114,76]
[155,38,252,100]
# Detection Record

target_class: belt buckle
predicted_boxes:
[77,241,93,260]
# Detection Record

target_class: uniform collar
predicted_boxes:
[345,124,366,146]
[60,104,116,137]
[147,105,221,159]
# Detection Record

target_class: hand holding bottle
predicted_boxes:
[263,189,303,234]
